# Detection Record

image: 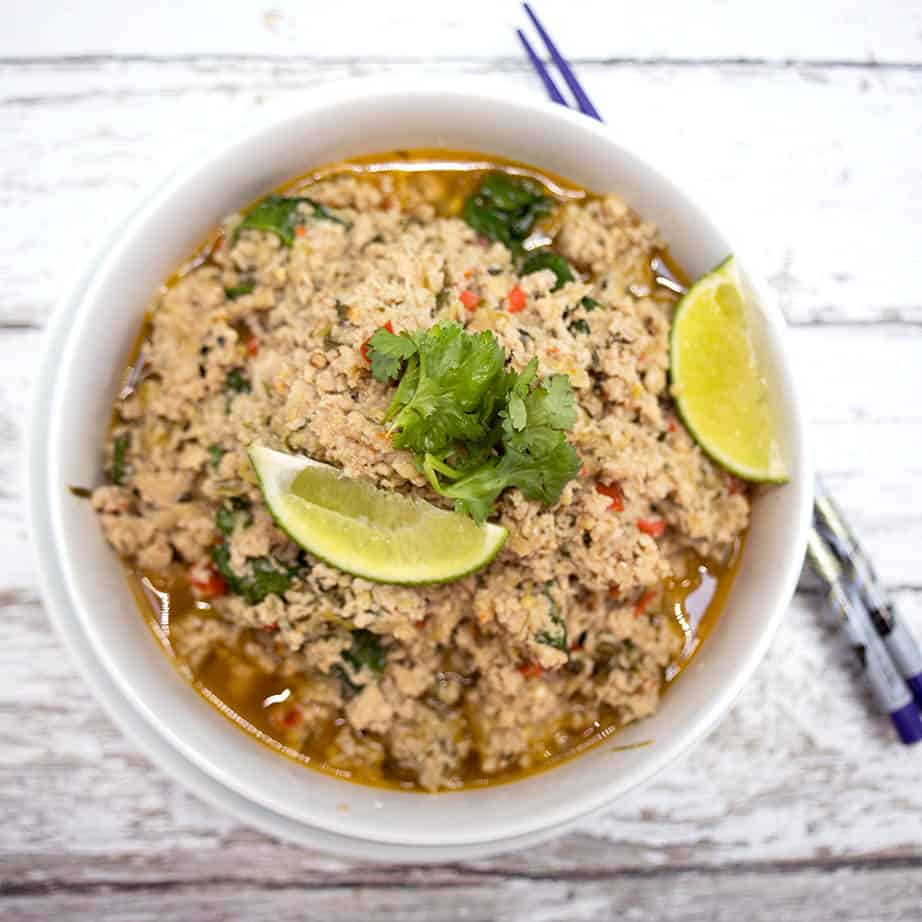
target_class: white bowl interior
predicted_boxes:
[38,83,812,848]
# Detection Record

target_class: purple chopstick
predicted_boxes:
[522,3,602,121]
[516,29,567,106]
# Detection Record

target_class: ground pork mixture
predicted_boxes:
[92,159,749,791]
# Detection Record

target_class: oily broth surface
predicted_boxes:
[132,542,741,791]
[121,150,745,791]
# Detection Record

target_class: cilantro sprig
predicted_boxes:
[367,322,580,523]
[370,322,506,457]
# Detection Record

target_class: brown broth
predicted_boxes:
[118,150,746,791]
[129,539,741,791]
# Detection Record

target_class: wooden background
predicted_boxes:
[2,1,921,918]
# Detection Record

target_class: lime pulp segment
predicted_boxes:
[670,256,788,483]
[249,445,507,585]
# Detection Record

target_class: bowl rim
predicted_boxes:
[28,77,813,850]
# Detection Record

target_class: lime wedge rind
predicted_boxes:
[248,444,508,585]
[670,256,789,485]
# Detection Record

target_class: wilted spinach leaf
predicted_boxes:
[462,172,553,253]
[520,249,574,291]
[215,496,252,537]
[342,628,386,675]
[235,195,347,247]
[211,544,293,605]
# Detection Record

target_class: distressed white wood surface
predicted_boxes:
[2,3,922,919]
[4,0,922,61]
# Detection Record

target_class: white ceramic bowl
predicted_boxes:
[28,79,812,862]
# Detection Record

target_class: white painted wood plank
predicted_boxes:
[4,866,922,922]
[1,62,920,329]
[2,2,922,904]
[3,0,921,63]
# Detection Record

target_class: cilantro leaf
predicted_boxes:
[371,321,581,523]
[384,354,420,422]
[438,370,581,522]
[367,327,418,382]
[499,428,581,506]
[507,394,527,431]
[386,322,506,457]
[438,430,579,524]
[515,373,578,432]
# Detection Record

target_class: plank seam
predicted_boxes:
[1,54,921,69]
[4,854,922,896]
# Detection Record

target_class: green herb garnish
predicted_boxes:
[211,544,293,605]
[462,172,553,254]
[366,322,580,524]
[568,296,599,335]
[224,281,255,299]
[215,496,252,537]
[520,249,574,291]
[111,434,129,485]
[333,628,386,693]
[207,444,226,467]
[342,628,386,676]
[369,322,505,457]
[225,368,251,394]
[535,591,568,651]
[234,195,347,247]
[438,368,581,523]
[310,200,348,225]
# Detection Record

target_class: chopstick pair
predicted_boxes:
[516,4,922,744]
[810,482,922,743]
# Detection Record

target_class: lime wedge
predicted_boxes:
[248,445,508,585]
[670,256,788,483]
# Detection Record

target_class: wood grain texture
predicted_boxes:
[1,60,921,330]
[3,0,921,62]
[5,865,922,922]
[3,2,922,919]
